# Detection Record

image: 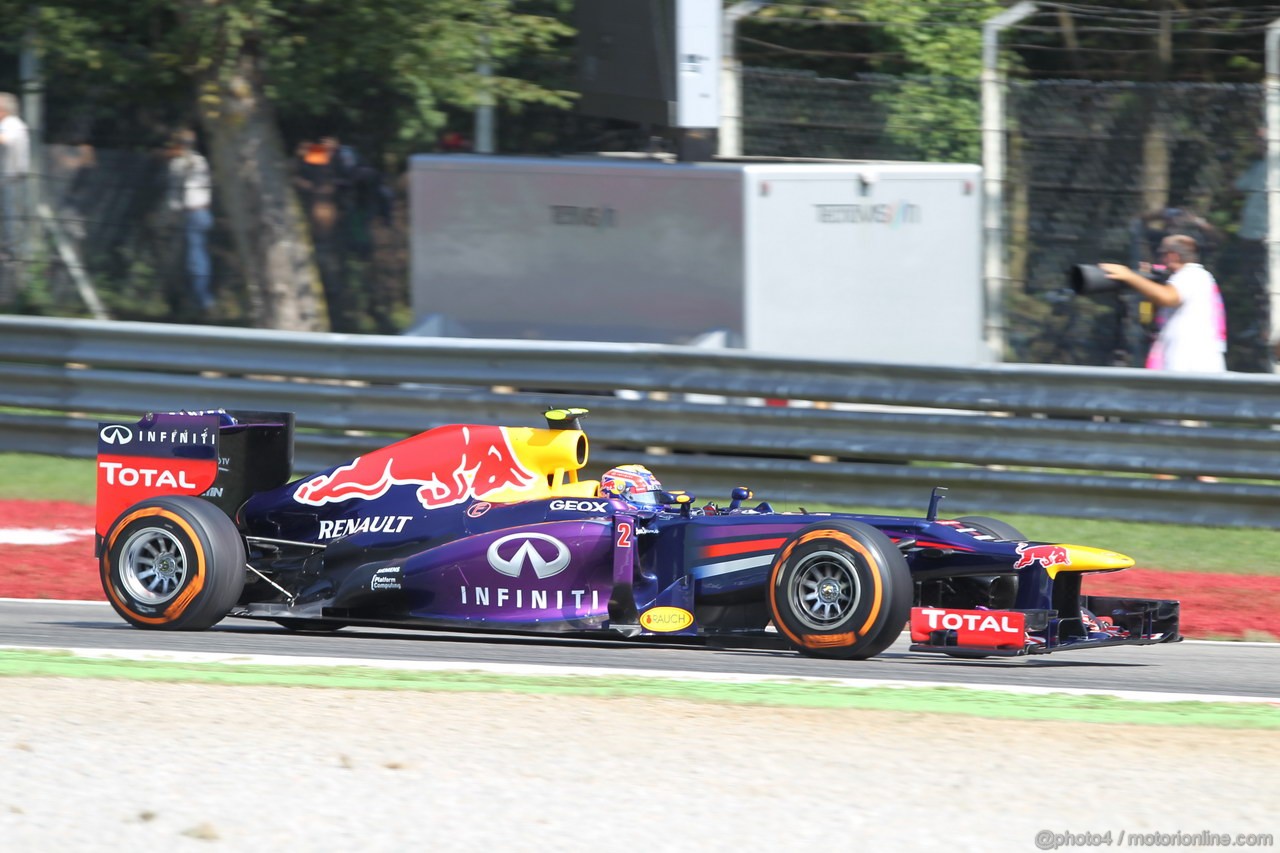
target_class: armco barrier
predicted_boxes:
[1,315,1278,529]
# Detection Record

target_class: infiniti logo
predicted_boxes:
[99,425,133,445]
[486,533,571,580]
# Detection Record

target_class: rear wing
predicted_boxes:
[95,410,294,553]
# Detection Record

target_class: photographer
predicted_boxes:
[1098,234,1227,373]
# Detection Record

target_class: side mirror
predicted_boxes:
[658,490,695,518]
[728,486,753,511]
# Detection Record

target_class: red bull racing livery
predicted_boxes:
[94,408,1180,660]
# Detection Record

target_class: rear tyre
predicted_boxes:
[767,520,911,660]
[100,496,246,630]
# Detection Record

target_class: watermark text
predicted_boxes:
[1036,829,1274,850]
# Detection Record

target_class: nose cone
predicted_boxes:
[1050,544,1136,577]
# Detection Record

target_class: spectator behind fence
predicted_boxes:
[165,129,214,314]
[1099,234,1227,373]
[295,137,348,328]
[0,92,30,291]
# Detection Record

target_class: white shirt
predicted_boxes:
[1148,263,1227,373]
[0,113,30,177]
[168,150,211,211]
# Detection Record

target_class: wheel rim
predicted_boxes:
[788,548,862,630]
[119,526,189,604]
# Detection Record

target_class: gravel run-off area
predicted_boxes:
[2,678,1277,852]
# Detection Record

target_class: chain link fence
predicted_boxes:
[743,67,983,163]
[742,66,1272,372]
[1007,79,1269,372]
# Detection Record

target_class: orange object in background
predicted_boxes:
[302,142,331,165]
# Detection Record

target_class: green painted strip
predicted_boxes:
[2,649,1276,729]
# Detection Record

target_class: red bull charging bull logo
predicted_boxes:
[1013,542,1071,570]
[294,425,537,510]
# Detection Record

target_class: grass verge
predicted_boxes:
[0,453,97,503]
[1,649,1276,729]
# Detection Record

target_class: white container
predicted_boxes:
[409,154,988,365]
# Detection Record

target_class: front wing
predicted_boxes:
[908,596,1181,657]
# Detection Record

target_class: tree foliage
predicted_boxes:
[744,0,1008,164]
[0,0,574,154]
[0,0,574,330]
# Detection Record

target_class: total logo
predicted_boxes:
[486,532,571,579]
[915,608,1022,634]
[548,499,608,513]
[99,461,198,489]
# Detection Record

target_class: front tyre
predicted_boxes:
[768,520,911,660]
[101,496,246,630]
[955,515,1025,542]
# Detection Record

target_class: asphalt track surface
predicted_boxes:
[2,599,1277,699]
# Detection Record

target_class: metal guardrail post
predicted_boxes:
[718,1,766,158]
[981,1,1037,363]
[1266,17,1280,371]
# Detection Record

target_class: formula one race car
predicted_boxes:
[94,408,1180,659]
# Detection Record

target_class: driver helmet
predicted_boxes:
[601,464,663,505]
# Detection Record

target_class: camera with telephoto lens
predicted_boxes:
[1068,263,1170,295]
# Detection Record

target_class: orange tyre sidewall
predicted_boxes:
[102,507,207,625]
[768,529,885,652]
